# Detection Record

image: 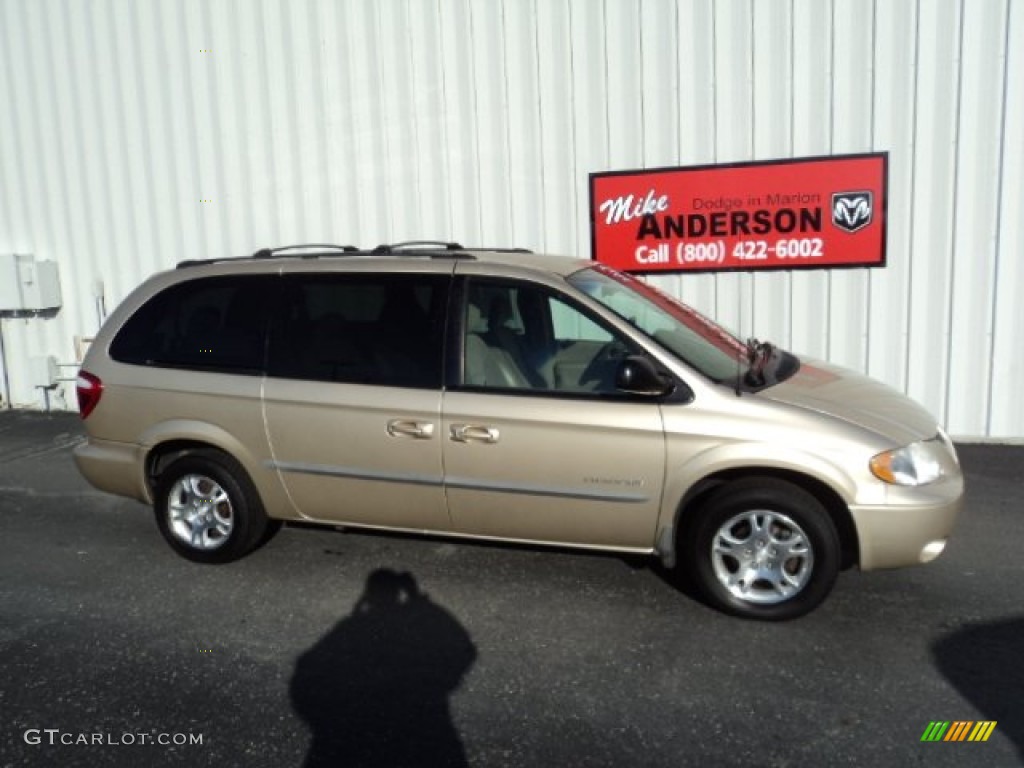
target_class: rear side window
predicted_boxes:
[110,276,273,374]
[268,273,448,389]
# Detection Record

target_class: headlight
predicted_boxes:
[870,437,950,486]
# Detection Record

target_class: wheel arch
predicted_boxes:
[667,468,859,571]
[138,419,260,499]
[139,419,294,520]
[145,439,234,498]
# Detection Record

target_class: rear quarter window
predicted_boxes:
[110,276,274,374]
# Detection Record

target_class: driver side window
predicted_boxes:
[462,279,633,395]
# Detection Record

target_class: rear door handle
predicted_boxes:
[449,424,500,444]
[386,420,435,439]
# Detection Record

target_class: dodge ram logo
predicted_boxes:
[832,191,873,233]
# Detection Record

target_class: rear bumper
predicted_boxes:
[850,480,964,571]
[73,438,149,503]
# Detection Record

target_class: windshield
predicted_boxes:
[567,264,751,383]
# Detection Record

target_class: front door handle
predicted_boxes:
[386,420,435,439]
[449,424,500,444]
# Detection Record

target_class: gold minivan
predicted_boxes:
[74,243,963,619]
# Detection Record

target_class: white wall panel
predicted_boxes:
[568,0,609,257]
[988,0,1024,438]
[438,0,480,243]
[867,0,916,393]
[751,0,793,347]
[642,0,684,307]
[827,0,872,372]
[503,0,544,250]
[0,0,1021,438]
[534,0,574,255]
[710,0,752,337]
[945,0,1009,435]
[789,0,832,361]
[672,0,716,315]
[905,0,961,430]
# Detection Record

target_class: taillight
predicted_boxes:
[76,371,103,419]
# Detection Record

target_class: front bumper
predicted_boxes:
[849,479,964,570]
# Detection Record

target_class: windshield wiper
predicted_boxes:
[740,337,774,390]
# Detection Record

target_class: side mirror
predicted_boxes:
[615,355,673,397]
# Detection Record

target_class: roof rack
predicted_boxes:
[252,243,359,259]
[370,241,465,254]
[369,242,533,255]
[177,243,360,269]
[463,246,534,253]
[176,242,533,269]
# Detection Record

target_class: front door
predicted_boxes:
[442,276,666,550]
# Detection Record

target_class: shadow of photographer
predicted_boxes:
[291,569,477,767]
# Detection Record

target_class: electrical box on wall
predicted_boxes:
[0,254,63,311]
[30,355,60,387]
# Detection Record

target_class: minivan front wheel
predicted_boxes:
[154,451,275,564]
[686,478,840,620]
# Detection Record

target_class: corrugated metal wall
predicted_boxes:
[0,0,1020,438]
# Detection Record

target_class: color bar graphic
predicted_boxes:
[921,721,997,742]
[968,721,998,742]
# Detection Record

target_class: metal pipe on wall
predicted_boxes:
[0,318,10,409]
[93,280,106,329]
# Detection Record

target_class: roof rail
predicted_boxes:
[252,243,359,259]
[177,243,359,269]
[369,242,533,256]
[176,242,532,269]
[463,246,534,253]
[176,257,242,269]
[370,241,465,254]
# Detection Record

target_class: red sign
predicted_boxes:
[590,153,887,273]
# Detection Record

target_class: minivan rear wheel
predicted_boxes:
[154,450,275,563]
[685,478,840,620]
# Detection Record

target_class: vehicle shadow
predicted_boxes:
[646,558,715,610]
[931,616,1023,758]
[290,569,477,767]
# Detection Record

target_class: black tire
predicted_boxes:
[684,478,840,621]
[154,449,274,564]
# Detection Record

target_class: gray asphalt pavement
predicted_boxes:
[0,410,1021,767]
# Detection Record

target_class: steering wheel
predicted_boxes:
[596,339,631,363]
